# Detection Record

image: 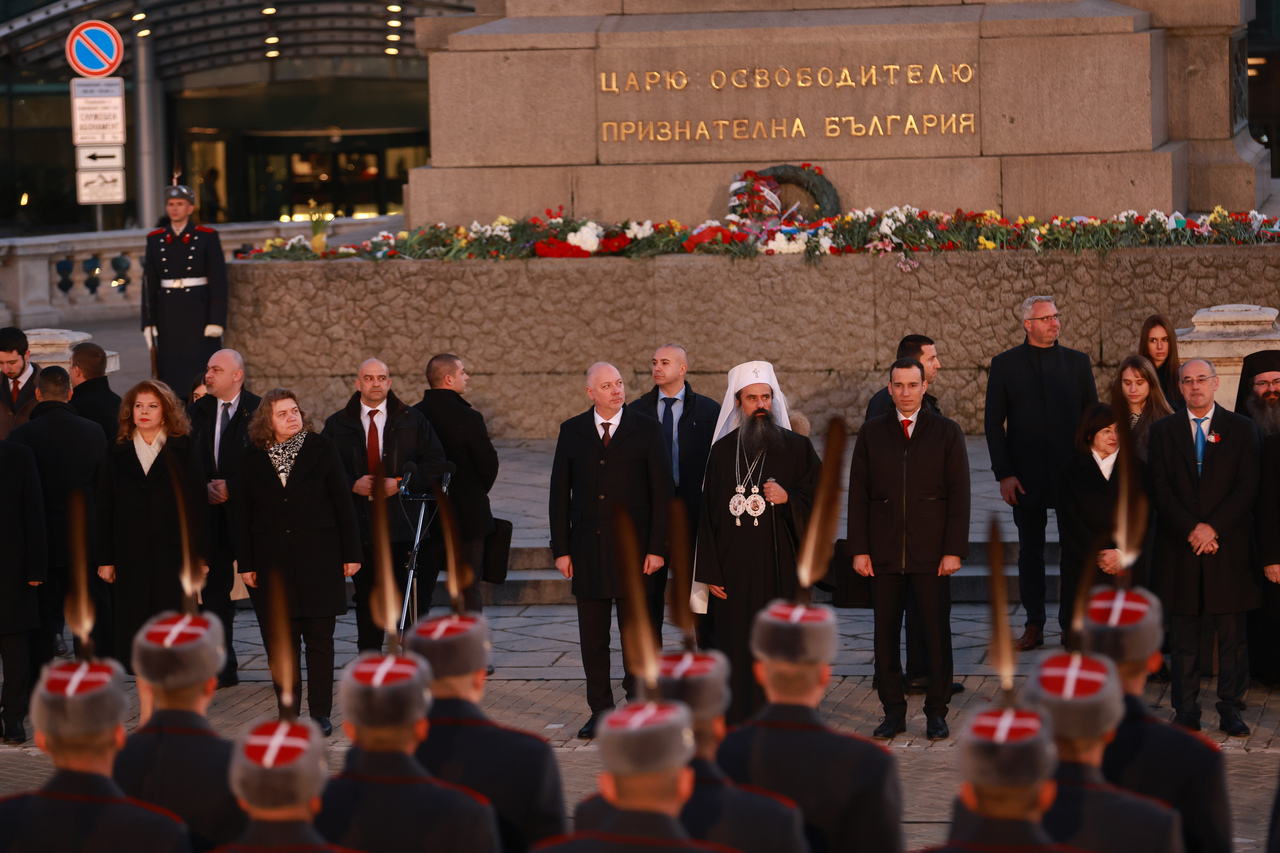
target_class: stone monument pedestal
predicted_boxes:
[408,0,1267,227]
[25,328,120,375]
[1175,304,1280,407]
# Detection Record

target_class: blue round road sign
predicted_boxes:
[65,21,123,78]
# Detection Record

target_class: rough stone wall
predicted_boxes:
[226,247,1280,437]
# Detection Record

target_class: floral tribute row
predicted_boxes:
[248,204,1280,269]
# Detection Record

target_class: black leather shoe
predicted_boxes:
[486,664,495,676]
[950,682,965,695]
[315,717,333,737]
[1014,626,1045,651]
[578,712,605,740]
[3,720,25,745]
[1147,661,1170,684]
[926,716,949,740]
[872,716,906,739]
[218,673,240,689]
[1219,712,1250,738]
[905,677,928,695]
[54,637,68,657]
[1172,712,1201,731]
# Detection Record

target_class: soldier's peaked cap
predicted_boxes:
[132,611,226,690]
[164,185,195,204]
[750,599,837,664]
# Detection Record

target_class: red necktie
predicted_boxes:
[9,379,17,404]
[601,422,611,449]
[902,418,911,440]
[367,409,380,474]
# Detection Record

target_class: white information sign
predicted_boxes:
[76,169,126,204]
[71,77,125,145]
[75,145,125,170]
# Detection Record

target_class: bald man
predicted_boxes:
[187,348,260,686]
[549,362,673,739]
[325,357,447,651]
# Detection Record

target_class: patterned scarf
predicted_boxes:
[267,429,307,485]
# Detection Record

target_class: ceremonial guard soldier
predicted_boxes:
[536,700,735,853]
[315,650,502,853]
[716,600,902,853]
[1026,650,1184,853]
[1081,587,1232,853]
[114,611,246,851]
[0,659,192,853]
[220,717,349,852]
[407,612,567,852]
[143,185,228,394]
[922,705,1068,853]
[575,649,807,853]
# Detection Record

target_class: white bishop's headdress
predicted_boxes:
[711,360,792,444]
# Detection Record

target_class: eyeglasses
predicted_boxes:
[1181,376,1215,386]
[1255,379,1280,389]
[1029,314,1062,323]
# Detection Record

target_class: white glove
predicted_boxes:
[203,324,224,338]
[143,326,157,348]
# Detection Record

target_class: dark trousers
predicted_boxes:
[903,587,928,681]
[28,570,66,677]
[0,632,30,729]
[352,540,414,650]
[83,575,115,661]
[646,565,668,638]
[1169,611,1248,719]
[576,597,636,713]
[202,528,239,678]
[272,615,336,720]
[1012,504,1049,629]
[874,572,953,719]
[423,537,484,616]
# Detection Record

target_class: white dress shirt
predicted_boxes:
[896,408,919,439]
[212,392,241,468]
[659,386,685,485]
[361,400,387,456]
[13,362,32,392]
[1188,404,1216,442]
[594,407,622,441]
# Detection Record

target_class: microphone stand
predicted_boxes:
[398,472,449,635]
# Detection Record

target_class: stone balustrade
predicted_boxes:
[0,215,400,328]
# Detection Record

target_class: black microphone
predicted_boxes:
[400,461,419,495]
[440,461,456,492]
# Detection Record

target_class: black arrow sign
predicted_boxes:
[87,152,116,161]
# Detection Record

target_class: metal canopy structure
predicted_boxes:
[0,0,472,81]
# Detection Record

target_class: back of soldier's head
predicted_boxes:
[32,660,129,760]
[338,651,433,751]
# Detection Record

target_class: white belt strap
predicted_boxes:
[160,277,209,289]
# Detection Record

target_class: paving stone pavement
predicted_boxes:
[3,601,1278,850]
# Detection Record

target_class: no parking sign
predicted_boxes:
[65,20,123,78]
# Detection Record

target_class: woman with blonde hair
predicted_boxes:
[97,379,208,666]
[234,388,360,734]
[1111,354,1174,461]
[1138,314,1183,410]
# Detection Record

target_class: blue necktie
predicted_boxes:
[661,397,676,482]
[1193,417,1208,474]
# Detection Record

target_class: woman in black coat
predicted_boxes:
[234,388,361,733]
[1056,402,1128,635]
[97,380,209,669]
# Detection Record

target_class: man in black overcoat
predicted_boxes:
[549,362,673,739]
[69,342,123,443]
[142,184,227,394]
[1148,358,1261,736]
[0,327,39,440]
[850,358,969,741]
[0,439,44,744]
[1236,350,1280,686]
[8,367,106,686]
[628,344,719,635]
[324,357,447,650]
[186,349,259,686]
[413,353,499,616]
[984,295,1097,650]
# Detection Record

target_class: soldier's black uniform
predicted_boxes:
[1042,763,1184,853]
[0,769,191,853]
[575,758,805,853]
[316,748,501,853]
[922,813,1089,853]
[416,697,566,852]
[212,820,360,852]
[534,810,737,853]
[142,220,227,394]
[716,703,902,853]
[114,709,246,851]
[1103,695,1231,853]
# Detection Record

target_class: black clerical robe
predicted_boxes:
[694,427,821,722]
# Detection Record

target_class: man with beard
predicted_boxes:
[1243,350,1280,685]
[694,361,821,724]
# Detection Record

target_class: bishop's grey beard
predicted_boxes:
[1248,393,1280,436]
[741,408,784,456]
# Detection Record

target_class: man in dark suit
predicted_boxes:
[325,357,447,650]
[8,366,106,681]
[850,358,969,741]
[984,295,1097,650]
[0,439,44,745]
[1148,358,1261,737]
[414,353,499,616]
[0,327,39,440]
[186,349,259,687]
[69,342,123,443]
[549,361,673,739]
[628,344,719,634]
